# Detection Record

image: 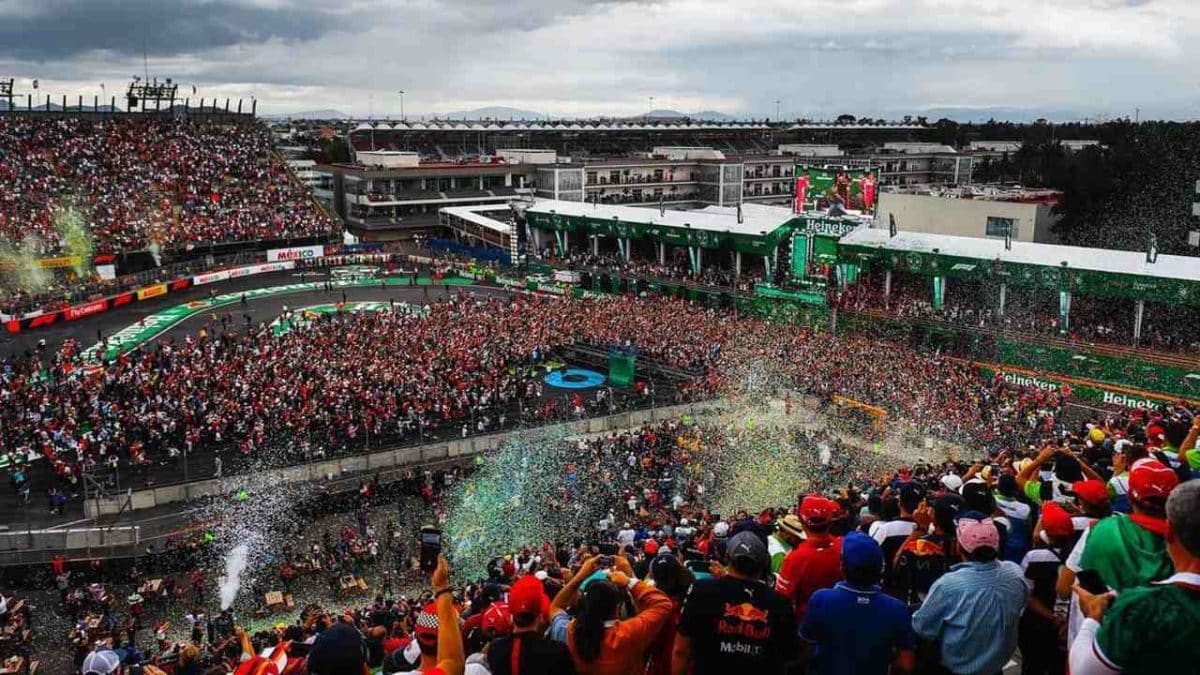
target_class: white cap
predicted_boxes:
[941,474,964,492]
[82,650,121,675]
[713,522,730,537]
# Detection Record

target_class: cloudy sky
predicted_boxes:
[0,0,1196,119]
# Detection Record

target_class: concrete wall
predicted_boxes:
[874,192,1043,242]
[82,403,703,520]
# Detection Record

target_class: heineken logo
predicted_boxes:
[1101,391,1161,410]
[805,220,857,237]
[1001,372,1060,392]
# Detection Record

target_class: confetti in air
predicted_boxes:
[219,543,249,610]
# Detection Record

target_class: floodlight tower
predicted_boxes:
[0,78,13,111]
[126,76,179,112]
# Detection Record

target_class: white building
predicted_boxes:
[873,191,1060,243]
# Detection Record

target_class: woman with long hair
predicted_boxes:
[548,554,673,675]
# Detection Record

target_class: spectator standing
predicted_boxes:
[912,514,1028,675]
[1068,479,1200,674]
[487,576,575,675]
[672,531,797,675]
[1017,502,1076,675]
[775,495,843,624]
[800,532,916,675]
[767,514,804,574]
[1075,459,1178,591]
[548,554,672,675]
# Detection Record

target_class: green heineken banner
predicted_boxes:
[932,276,945,311]
[795,165,879,213]
[978,367,1195,409]
[838,242,1200,307]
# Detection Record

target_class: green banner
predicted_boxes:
[977,367,1189,409]
[838,243,1200,307]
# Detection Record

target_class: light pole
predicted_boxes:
[398,90,405,121]
[775,99,781,121]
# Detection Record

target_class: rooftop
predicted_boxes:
[526,198,798,237]
[440,204,515,234]
[842,228,1200,283]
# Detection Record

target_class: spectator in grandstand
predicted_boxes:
[872,484,921,592]
[1073,458,1178,591]
[1068,479,1200,674]
[1017,502,1078,675]
[892,495,962,610]
[673,531,797,675]
[911,514,1027,675]
[800,532,916,675]
[548,553,672,675]
[0,117,331,256]
[766,513,804,574]
[486,575,575,675]
[775,495,844,624]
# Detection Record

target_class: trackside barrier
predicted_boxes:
[81,403,706,520]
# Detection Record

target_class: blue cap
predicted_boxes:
[841,532,883,572]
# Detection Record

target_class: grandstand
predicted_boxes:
[345,118,932,159]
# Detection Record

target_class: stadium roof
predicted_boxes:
[840,228,1200,283]
[350,120,773,132]
[526,199,795,237]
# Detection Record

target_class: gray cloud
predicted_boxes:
[0,0,1195,119]
[0,0,350,59]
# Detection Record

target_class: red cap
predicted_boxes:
[507,575,549,619]
[1129,459,1179,502]
[1071,479,1109,506]
[415,602,439,643]
[799,495,840,527]
[1040,502,1075,538]
[643,539,660,556]
[482,602,513,637]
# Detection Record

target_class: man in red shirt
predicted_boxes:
[775,495,844,625]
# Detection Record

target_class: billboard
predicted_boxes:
[267,244,325,262]
[795,165,878,214]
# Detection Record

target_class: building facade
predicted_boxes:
[315,161,532,238]
[873,191,1060,243]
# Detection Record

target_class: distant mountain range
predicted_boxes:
[262,109,352,120]
[439,106,545,120]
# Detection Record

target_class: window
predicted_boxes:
[986,217,1019,238]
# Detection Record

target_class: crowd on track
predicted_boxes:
[0,117,331,256]
[2,287,1102,505]
[18,398,1200,675]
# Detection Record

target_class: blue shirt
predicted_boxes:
[800,582,914,675]
[911,560,1027,675]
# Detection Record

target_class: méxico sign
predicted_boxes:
[267,245,325,262]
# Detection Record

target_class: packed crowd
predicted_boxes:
[0,117,331,255]
[546,252,763,293]
[3,287,1098,506]
[47,398,1200,675]
[835,276,1200,353]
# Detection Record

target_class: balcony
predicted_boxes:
[585,174,696,187]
